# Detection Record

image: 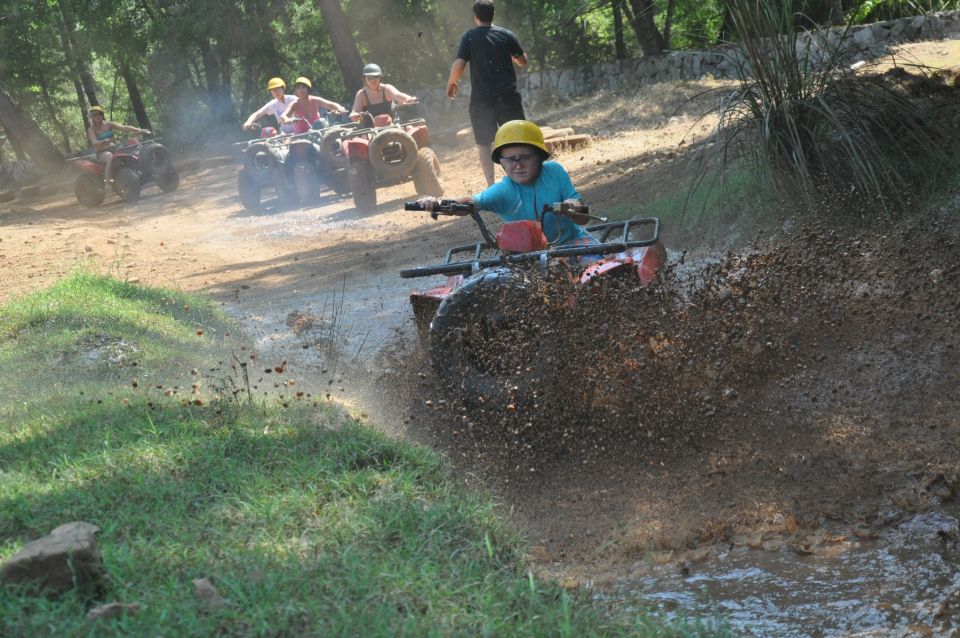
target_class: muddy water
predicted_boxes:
[606,512,960,636]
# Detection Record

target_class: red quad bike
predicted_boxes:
[234,119,355,210]
[71,138,179,208]
[400,199,666,405]
[340,105,443,211]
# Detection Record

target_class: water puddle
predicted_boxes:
[606,512,960,636]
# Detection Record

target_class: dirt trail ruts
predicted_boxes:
[4,54,960,583]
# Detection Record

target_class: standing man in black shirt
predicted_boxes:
[446,0,528,186]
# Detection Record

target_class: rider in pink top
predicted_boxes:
[280,77,346,134]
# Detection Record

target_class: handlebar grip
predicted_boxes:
[404,202,425,211]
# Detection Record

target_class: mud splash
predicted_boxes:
[392,210,960,569]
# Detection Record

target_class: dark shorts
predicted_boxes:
[469,93,525,146]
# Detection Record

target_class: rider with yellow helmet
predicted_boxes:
[242,77,298,134]
[87,105,150,165]
[415,120,595,250]
[280,76,347,134]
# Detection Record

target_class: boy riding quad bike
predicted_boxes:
[402,120,664,405]
[401,198,665,406]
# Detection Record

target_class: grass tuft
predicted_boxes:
[0,274,724,636]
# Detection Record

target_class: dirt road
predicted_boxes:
[3,72,959,615]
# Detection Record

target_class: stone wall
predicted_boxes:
[419,10,960,124]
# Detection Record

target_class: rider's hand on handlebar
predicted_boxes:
[415,196,440,212]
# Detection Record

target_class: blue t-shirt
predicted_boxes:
[474,161,592,246]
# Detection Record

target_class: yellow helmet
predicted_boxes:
[89,105,105,115]
[293,76,312,89]
[491,120,549,162]
[266,77,286,90]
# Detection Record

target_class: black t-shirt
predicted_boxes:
[456,25,524,101]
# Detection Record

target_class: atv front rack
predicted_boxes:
[400,217,661,278]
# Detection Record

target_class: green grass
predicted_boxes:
[0,272,724,636]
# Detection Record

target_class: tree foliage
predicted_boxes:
[0,0,954,160]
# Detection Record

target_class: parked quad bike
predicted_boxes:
[233,115,354,210]
[340,103,443,211]
[69,138,179,208]
[400,199,666,405]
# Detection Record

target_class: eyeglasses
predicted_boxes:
[499,153,537,167]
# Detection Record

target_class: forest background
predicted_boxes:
[0,0,956,166]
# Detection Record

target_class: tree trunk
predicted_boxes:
[199,40,235,122]
[58,0,99,106]
[826,0,845,25]
[41,89,72,154]
[316,0,364,97]
[2,121,27,160]
[612,0,626,60]
[120,60,152,130]
[72,77,90,132]
[625,0,665,56]
[663,0,676,50]
[0,82,65,169]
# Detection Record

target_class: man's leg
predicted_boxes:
[477,144,495,186]
[469,99,498,186]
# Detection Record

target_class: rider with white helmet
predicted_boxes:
[349,63,418,122]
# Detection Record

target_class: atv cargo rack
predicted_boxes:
[400,216,660,279]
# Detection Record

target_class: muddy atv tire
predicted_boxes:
[412,148,443,197]
[155,168,180,193]
[368,129,418,180]
[272,166,299,208]
[114,167,141,203]
[319,128,348,172]
[293,161,319,204]
[74,172,105,208]
[237,168,261,210]
[327,167,351,195]
[246,144,276,183]
[429,267,546,405]
[349,161,376,211]
[139,144,172,176]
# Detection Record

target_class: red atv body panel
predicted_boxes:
[580,242,667,286]
[343,138,371,161]
[76,160,104,176]
[408,219,666,318]
[496,221,549,253]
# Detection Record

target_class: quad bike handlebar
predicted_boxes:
[404,199,475,218]
[400,199,660,279]
[404,200,605,222]
[68,137,163,162]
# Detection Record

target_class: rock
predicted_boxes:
[193,577,227,611]
[0,522,104,594]
[201,155,233,169]
[86,601,142,621]
[0,190,15,203]
[19,184,41,199]
[456,127,474,147]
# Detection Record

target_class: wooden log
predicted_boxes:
[543,127,575,140]
[545,134,592,153]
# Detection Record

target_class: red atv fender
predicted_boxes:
[579,242,667,286]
